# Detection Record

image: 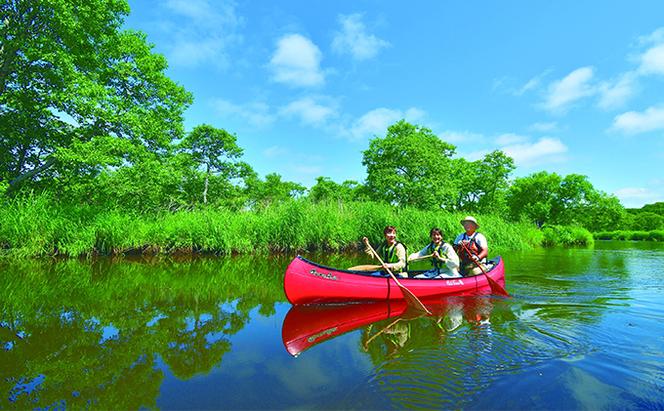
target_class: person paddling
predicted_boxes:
[408,228,461,278]
[453,216,488,276]
[362,226,408,278]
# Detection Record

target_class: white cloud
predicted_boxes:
[345,107,424,140]
[279,97,337,126]
[269,34,325,87]
[212,99,275,127]
[514,69,552,96]
[614,187,662,208]
[332,13,390,60]
[638,43,664,76]
[496,133,529,146]
[612,105,664,134]
[163,0,242,68]
[597,72,638,110]
[439,130,484,144]
[542,66,597,113]
[463,149,490,162]
[263,146,290,158]
[501,137,568,166]
[528,122,558,132]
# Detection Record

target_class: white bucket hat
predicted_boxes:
[460,216,479,228]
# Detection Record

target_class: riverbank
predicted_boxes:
[0,196,593,258]
[593,230,664,241]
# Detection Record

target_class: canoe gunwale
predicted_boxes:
[294,254,503,280]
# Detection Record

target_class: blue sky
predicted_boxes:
[125,1,664,208]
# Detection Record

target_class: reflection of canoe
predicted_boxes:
[281,298,495,356]
[281,301,408,356]
[284,256,505,304]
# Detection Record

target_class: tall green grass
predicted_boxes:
[0,195,592,258]
[593,230,664,241]
[541,225,595,247]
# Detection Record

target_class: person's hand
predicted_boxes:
[382,263,390,271]
[362,237,369,245]
[432,250,441,260]
[471,255,479,261]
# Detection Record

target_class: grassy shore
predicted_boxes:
[0,195,594,258]
[593,230,664,241]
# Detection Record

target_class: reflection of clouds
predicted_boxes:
[562,367,623,409]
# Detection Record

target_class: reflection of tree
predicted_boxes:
[157,298,248,380]
[0,255,285,409]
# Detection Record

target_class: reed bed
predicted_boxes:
[0,195,593,258]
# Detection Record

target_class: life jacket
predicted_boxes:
[425,242,448,270]
[455,232,484,264]
[376,241,407,273]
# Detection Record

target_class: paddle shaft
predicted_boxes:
[363,239,432,314]
[459,241,510,297]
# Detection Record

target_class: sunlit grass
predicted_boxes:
[0,194,594,258]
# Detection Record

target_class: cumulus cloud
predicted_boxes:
[212,99,275,127]
[495,133,529,146]
[542,66,596,113]
[269,34,325,87]
[528,122,558,132]
[332,13,390,60]
[638,43,664,75]
[163,0,242,68]
[501,137,568,166]
[345,107,424,140]
[614,187,662,208]
[439,130,485,144]
[597,72,638,109]
[612,105,664,134]
[279,97,338,126]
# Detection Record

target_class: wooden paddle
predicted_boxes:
[363,238,432,315]
[348,254,434,270]
[459,242,510,297]
[347,264,383,271]
[408,253,434,262]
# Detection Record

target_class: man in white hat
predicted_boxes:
[453,216,488,276]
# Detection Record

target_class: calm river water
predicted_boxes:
[1,241,663,409]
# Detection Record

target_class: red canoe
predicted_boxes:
[284,255,505,304]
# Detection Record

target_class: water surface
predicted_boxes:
[1,241,663,409]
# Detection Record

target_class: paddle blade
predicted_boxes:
[398,284,432,315]
[485,274,510,298]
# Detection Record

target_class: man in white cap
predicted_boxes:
[453,216,488,276]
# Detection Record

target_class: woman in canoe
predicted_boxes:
[408,227,461,278]
[362,226,408,278]
[454,216,488,276]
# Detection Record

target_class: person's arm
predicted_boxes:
[443,243,460,270]
[362,237,377,260]
[386,243,407,271]
[476,234,488,261]
[407,246,429,261]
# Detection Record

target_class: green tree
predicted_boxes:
[362,120,457,209]
[506,171,564,227]
[452,150,515,214]
[507,171,626,229]
[0,0,191,197]
[245,173,305,209]
[308,176,365,203]
[627,211,664,230]
[179,125,243,205]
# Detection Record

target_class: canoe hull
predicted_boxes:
[284,255,505,304]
